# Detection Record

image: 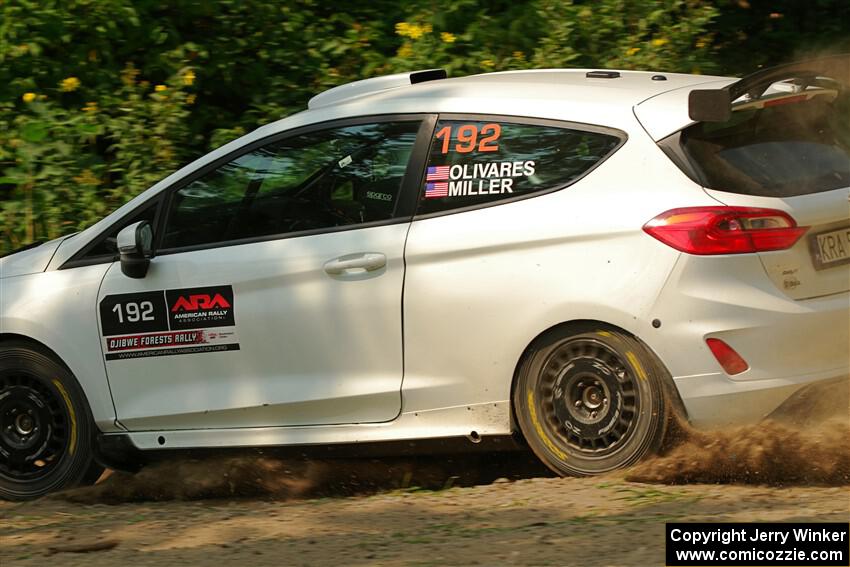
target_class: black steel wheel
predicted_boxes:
[513,327,669,476]
[0,343,102,500]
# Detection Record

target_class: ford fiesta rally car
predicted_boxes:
[1,56,849,500]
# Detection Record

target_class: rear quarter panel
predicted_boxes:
[401,127,717,414]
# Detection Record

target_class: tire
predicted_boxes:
[513,326,669,476]
[0,343,103,500]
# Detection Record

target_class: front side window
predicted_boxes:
[416,119,622,215]
[161,120,422,249]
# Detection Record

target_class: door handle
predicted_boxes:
[323,253,386,275]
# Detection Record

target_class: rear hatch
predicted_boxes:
[659,55,850,300]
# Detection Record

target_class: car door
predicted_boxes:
[97,116,434,431]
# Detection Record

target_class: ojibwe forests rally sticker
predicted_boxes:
[98,285,239,361]
[424,122,536,199]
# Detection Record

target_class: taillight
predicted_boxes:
[643,207,808,255]
[705,338,749,375]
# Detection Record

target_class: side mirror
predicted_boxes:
[117,221,154,279]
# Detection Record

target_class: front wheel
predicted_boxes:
[0,344,103,500]
[513,327,669,476]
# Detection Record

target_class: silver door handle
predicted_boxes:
[323,253,386,275]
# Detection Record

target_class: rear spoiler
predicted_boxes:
[688,53,850,122]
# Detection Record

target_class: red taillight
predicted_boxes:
[705,338,749,375]
[643,207,808,255]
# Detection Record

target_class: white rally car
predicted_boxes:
[1,57,848,500]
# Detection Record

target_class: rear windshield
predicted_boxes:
[674,89,850,197]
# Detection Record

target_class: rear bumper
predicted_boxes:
[644,254,849,427]
[672,367,848,427]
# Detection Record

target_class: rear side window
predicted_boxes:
[416,119,622,215]
[676,89,850,197]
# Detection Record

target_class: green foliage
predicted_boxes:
[0,0,846,253]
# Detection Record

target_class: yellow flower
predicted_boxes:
[513,51,525,60]
[182,70,196,86]
[395,21,429,40]
[651,38,668,47]
[82,101,98,113]
[397,43,413,58]
[154,84,167,92]
[186,94,196,105]
[440,32,456,44]
[626,47,641,56]
[22,92,36,103]
[60,76,81,92]
[481,59,495,68]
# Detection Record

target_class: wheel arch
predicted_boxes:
[0,332,103,430]
[508,319,688,437]
[1,333,72,370]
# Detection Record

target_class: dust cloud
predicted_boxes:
[52,452,551,505]
[627,379,850,486]
[51,380,848,504]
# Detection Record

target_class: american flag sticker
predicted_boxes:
[426,166,450,181]
[425,182,449,198]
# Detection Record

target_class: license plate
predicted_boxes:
[809,226,850,270]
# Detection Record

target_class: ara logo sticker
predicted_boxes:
[171,293,231,312]
[166,285,235,330]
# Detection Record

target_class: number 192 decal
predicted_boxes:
[111,301,155,323]
[99,291,168,336]
[435,123,501,154]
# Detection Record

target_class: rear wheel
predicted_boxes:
[0,344,103,500]
[513,327,668,476]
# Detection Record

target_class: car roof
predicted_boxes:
[252,68,734,144]
[324,68,732,109]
